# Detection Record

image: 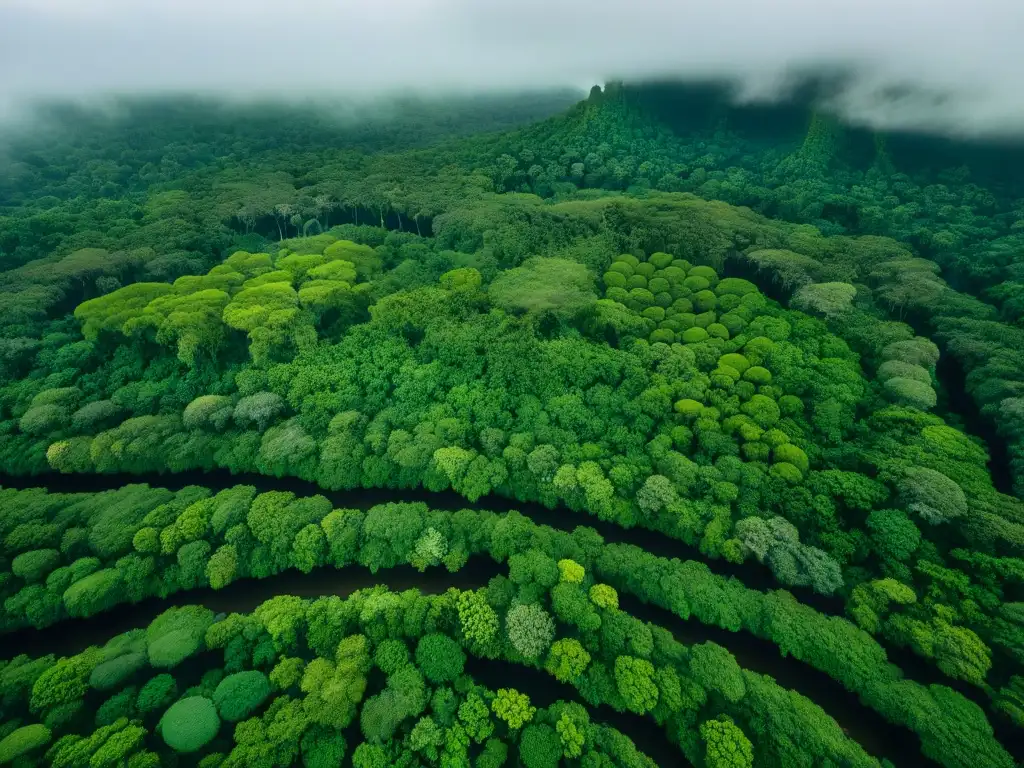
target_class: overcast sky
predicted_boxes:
[1,0,1022,137]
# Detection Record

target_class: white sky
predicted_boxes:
[1,0,1023,136]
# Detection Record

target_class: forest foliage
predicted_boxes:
[1,84,1023,766]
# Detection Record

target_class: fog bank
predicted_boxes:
[1,0,1022,136]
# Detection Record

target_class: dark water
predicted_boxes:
[0,481,947,768]
[933,353,1014,494]
[0,556,936,767]
[0,550,895,766]
[0,467,841,611]
[0,467,999,697]
[0,559,500,658]
[0,555,684,766]
[4,471,1020,765]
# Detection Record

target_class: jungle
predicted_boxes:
[1,79,1023,768]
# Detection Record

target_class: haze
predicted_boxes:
[1,0,1022,137]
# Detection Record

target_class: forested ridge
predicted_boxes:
[0,84,1022,768]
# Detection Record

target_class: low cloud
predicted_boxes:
[1,0,1022,137]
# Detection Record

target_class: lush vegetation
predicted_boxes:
[1,84,1023,766]
[1,582,674,767]
[0,489,1014,766]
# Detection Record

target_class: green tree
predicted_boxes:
[159,696,221,753]
[206,545,239,590]
[700,718,754,768]
[270,657,306,691]
[613,656,659,714]
[545,638,592,683]
[505,603,555,660]
[519,723,562,768]
[409,717,443,762]
[792,282,856,317]
[415,633,466,683]
[0,724,51,764]
[300,634,370,728]
[292,523,327,573]
[884,377,937,410]
[183,395,235,431]
[137,674,178,715]
[555,711,585,758]
[477,737,509,768]
[12,549,61,583]
[89,652,147,692]
[866,508,920,562]
[557,559,585,584]
[934,622,992,685]
[636,474,677,517]
[360,665,427,743]
[491,688,535,730]
[689,643,746,703]
[62,569,122,617]
[29,653,95,714]
[147,606,214,669]
[589,584,619,610]
[410,526,447,571]
[457,690,494,744]
[212,671,271,722]
[551,583,601,632]
[456,591,499,649]
[489,257,597,323]
[301,726,347,768]
[898,467,968,524]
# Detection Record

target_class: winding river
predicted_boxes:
[2,473,982,767]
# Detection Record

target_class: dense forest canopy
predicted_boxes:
[1,82,1023,768]
[0,91,583,207]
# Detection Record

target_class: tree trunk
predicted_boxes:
[276,219,284,241]
[415,215,422,237]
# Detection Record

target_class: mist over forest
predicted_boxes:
[2,0,1024,136]
[2,4,1024,768]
